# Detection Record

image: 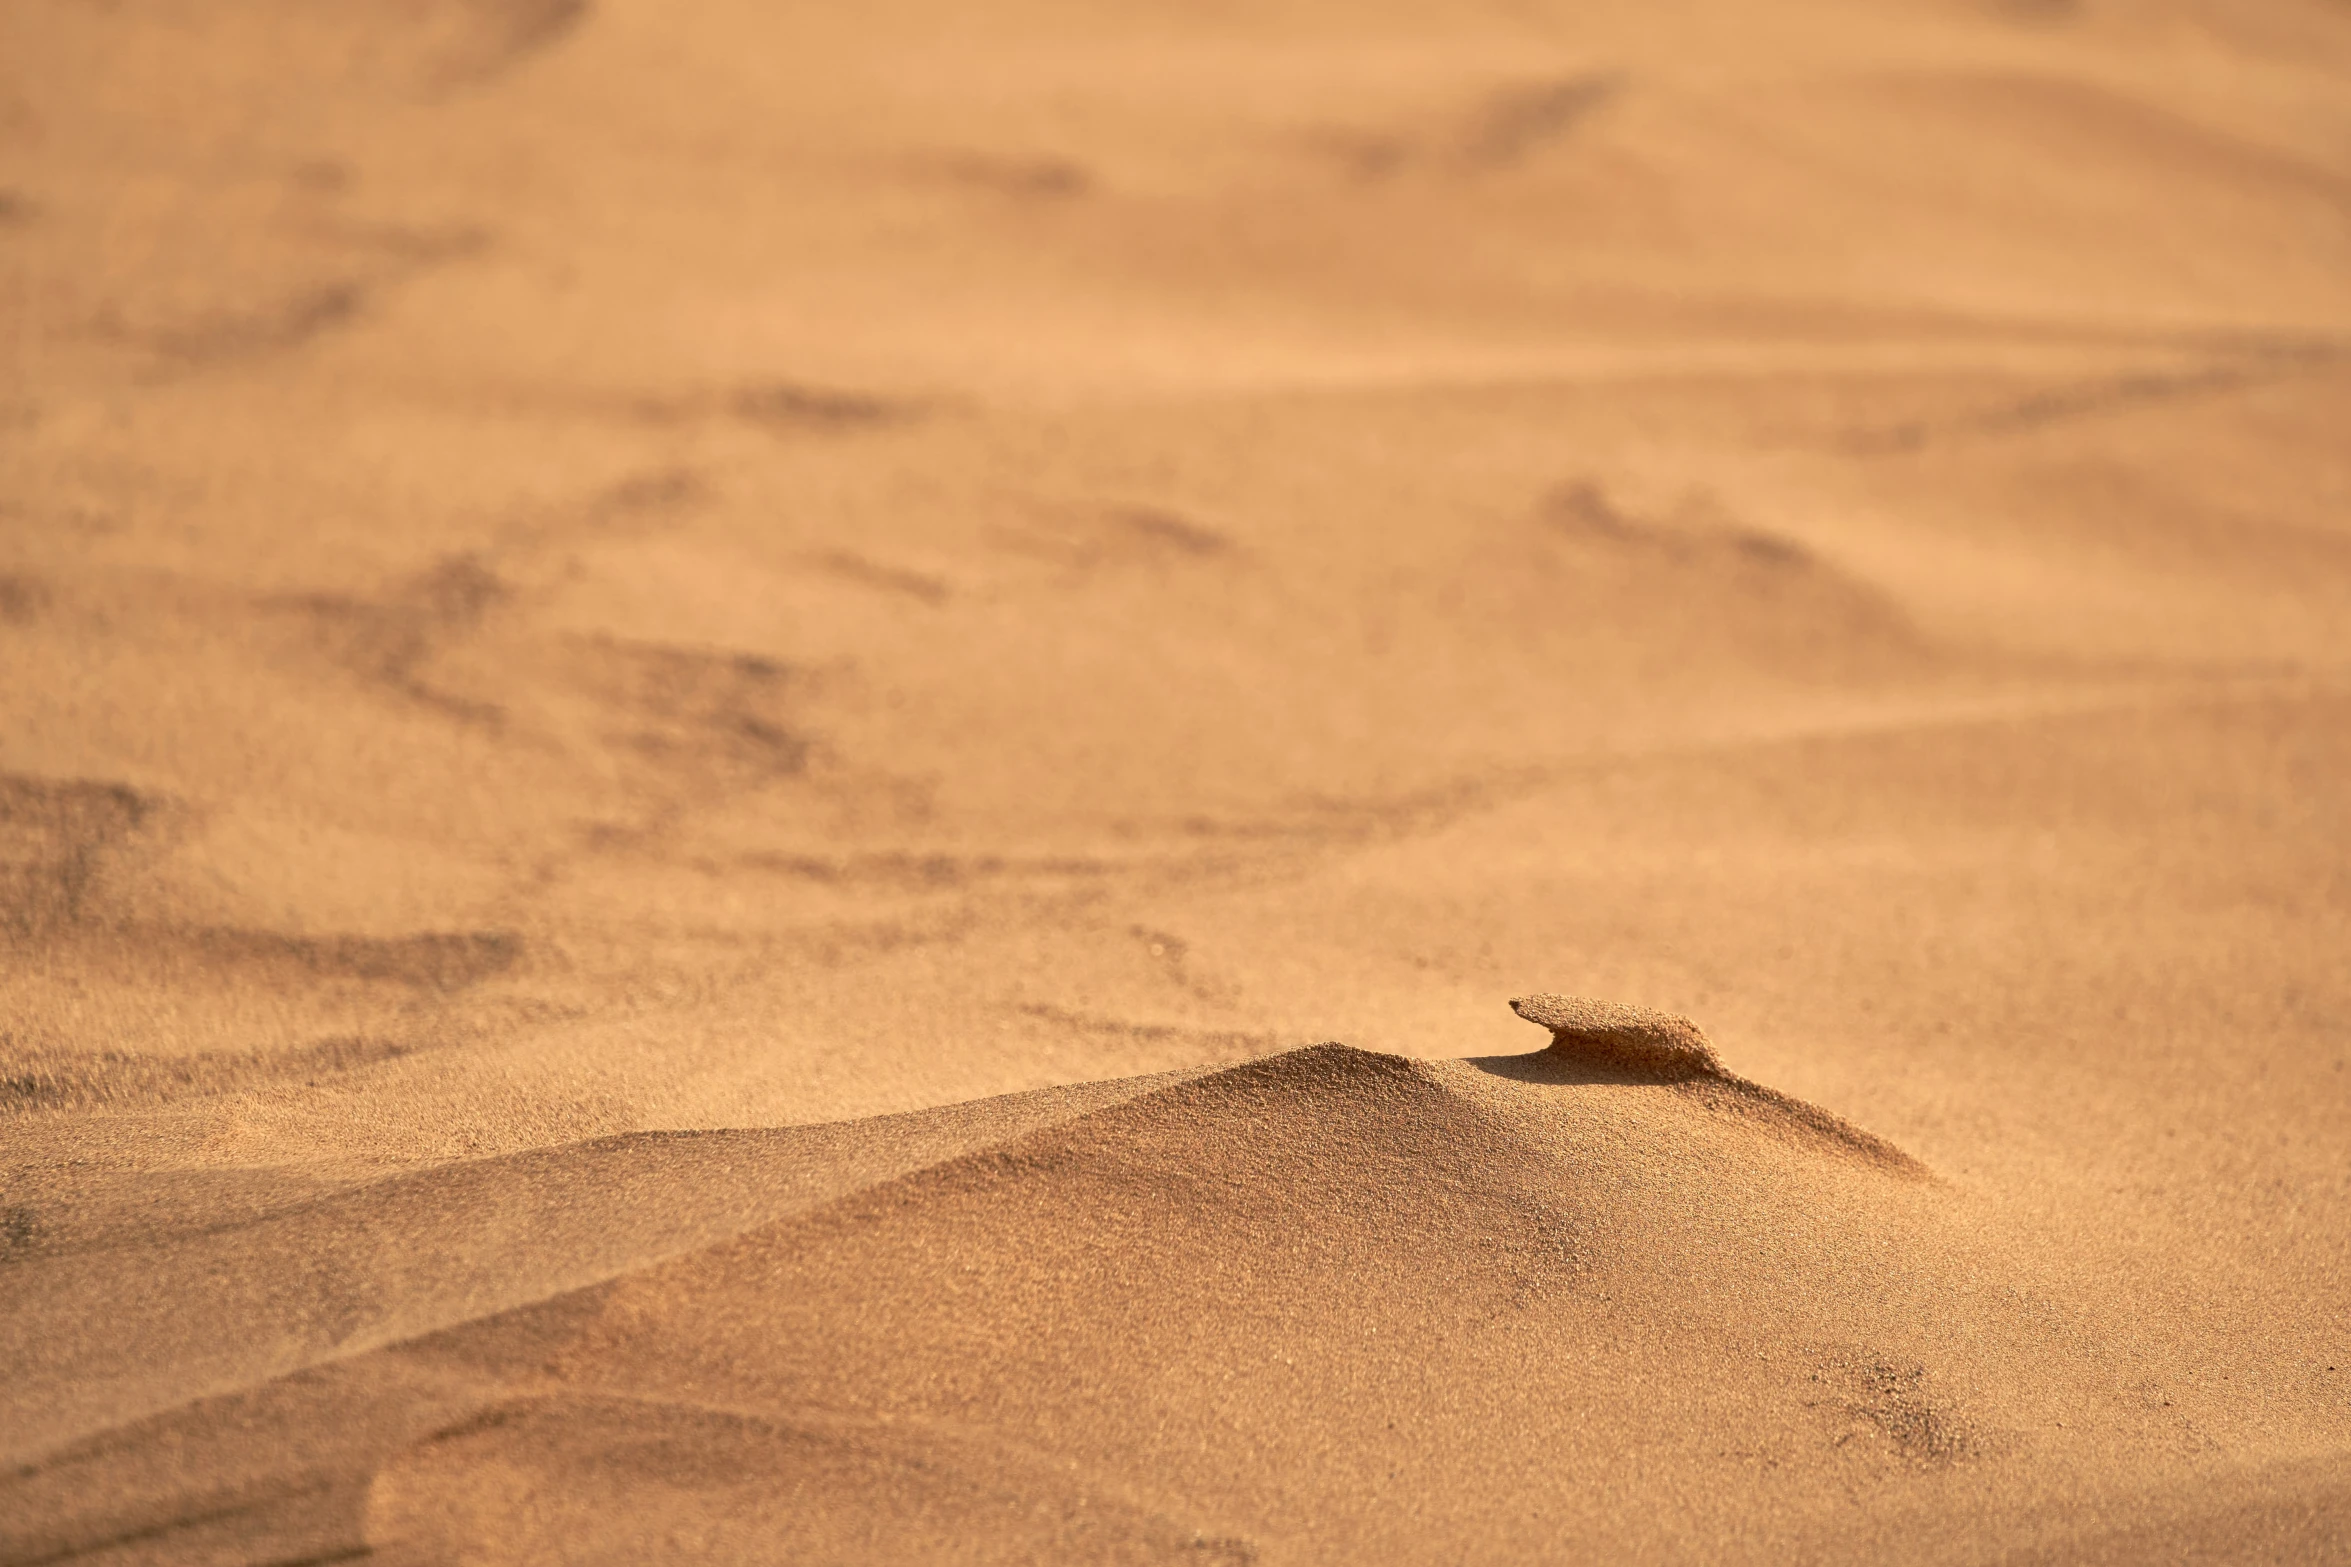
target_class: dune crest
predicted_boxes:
[1510,992,1930,1178]
[1509,992,1723,1077]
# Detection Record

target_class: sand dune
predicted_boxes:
[3,1067,1210,1463]
[5,0,2349,1559]
[9,1013,2344,1562]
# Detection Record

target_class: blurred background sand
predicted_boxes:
[4,1,2349,1560]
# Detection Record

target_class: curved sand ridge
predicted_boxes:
[9,1010,2263,1567]
[1510,992,1932,1178]
[1511,992,1724,1076]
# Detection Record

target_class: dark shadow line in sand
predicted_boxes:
[1843,339,2349,453]
[1978,1459,2351,1567]
[399,1390,1262,1563]
[0,1069,1218,1466]
[1454,73,1625,170]
[419,0,591,95]
[0,1475,339,1567]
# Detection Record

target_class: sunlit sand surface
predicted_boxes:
[5,0,2349,1559]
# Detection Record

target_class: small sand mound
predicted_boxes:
[1509,992,1722,1078]
[1506,992,1930,1178]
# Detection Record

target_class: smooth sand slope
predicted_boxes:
[4,0,2350,1560]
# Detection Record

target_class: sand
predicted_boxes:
[3,0,2349,1559]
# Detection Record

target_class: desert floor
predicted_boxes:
[4,0,2350,1561]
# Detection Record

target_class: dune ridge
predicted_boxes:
[1509,991,1934,1177]
[0,1066,1221,1467]
[0,1007,2256,1564]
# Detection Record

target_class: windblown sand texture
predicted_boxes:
[5,0,2351,1560]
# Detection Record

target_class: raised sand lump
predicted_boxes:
[1509,993,1723,1078]
[1508,993,1932,1177]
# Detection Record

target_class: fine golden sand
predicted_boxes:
[4,0,2350,1561]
